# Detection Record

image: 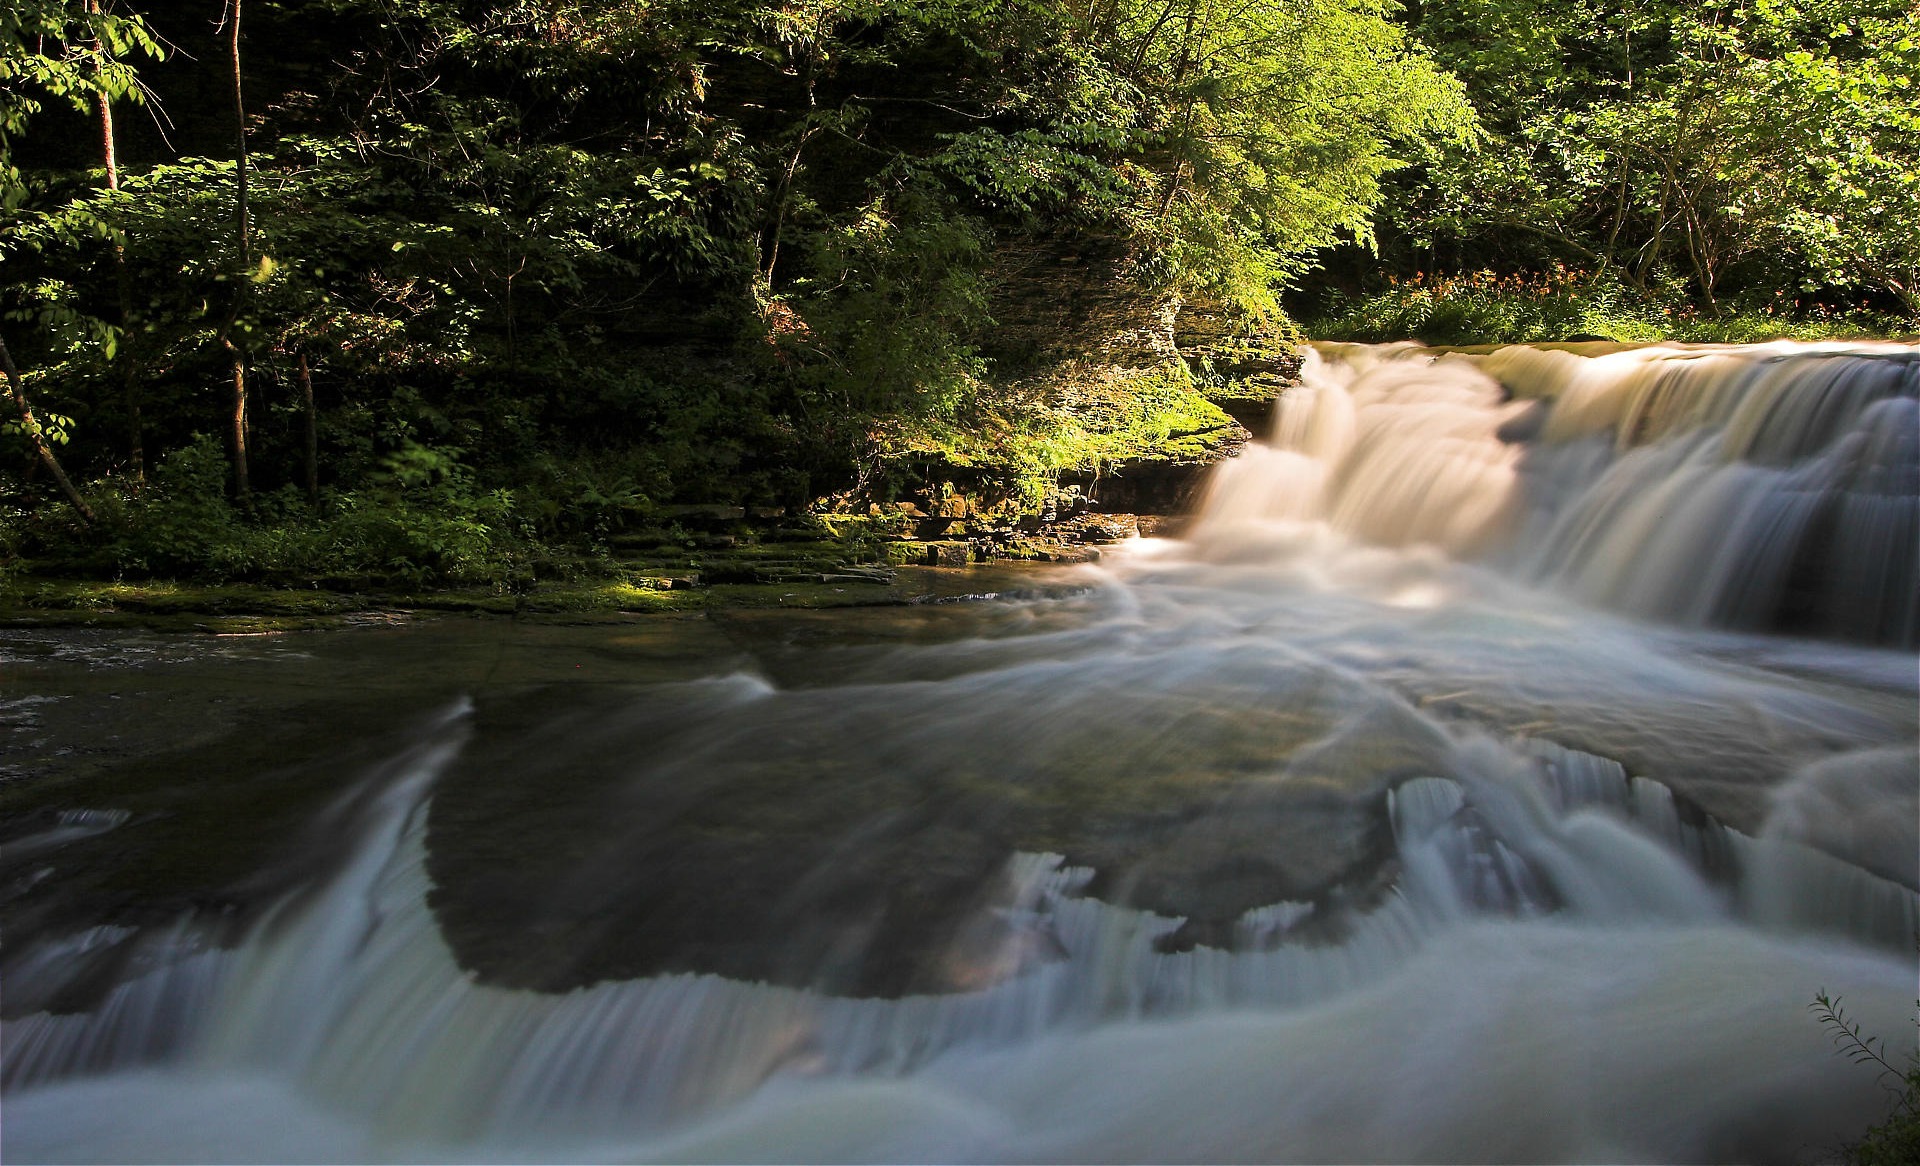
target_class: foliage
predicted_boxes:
[1305,267,1905,345]
[1811,991,1920,1166]
[1398,0,1920,321]
[779,187,989,411]
[1,0,160,206]
[14,435,528,586]
[1769,5,1920,316]
[2,0,1912,588]
[1115,0,1475,315]
[1312,267,1657,344]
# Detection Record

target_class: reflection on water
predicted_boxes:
[3,342,1917,1163]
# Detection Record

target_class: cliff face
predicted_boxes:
[981,236,1183,374]
[1173,299,1305,432]
[906,234,1301,518]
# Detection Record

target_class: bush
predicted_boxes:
[52,436,532,588]
[1307,268,1907,345]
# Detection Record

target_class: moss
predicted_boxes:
[1,580,362,618]
[884,541,936,565]
[888,361,1245,511]
[514,583,708,614]
[0,571,932,628]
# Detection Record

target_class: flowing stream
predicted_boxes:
[4,341,1917,1163]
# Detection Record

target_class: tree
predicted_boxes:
[216,0,253,500]
[87,0,146,477]
[1114,0,1477,314]
[1767,1,1920,317]
[1402,0,1919,317]
[914,0,1476,318]
[0,327,94,520]
[2,0,159,518]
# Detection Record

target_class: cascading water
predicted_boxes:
[4,341,1917,1164]
[1204,341,1920,645]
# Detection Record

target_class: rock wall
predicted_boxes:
[970,233,1302,516]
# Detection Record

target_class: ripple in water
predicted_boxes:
[4,341,1916,1163]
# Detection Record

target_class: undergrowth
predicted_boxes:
[1307,268,1910,345]
[8,435,537,589]
[892,364,1240,511]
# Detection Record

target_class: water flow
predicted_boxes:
[1203,342,1920,645]
[6,342,1918,1163]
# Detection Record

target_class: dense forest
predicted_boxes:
[2,0,1915,588]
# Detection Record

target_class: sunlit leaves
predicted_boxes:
[1,0,161,208]
[1406,0,1918,317]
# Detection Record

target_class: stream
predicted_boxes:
[3,341,1916,1163]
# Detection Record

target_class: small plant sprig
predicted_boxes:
[1812,992,1918,1107]
[1811,990,1920,1166]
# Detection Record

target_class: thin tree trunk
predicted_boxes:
[0,330,95,524]
[228,0,249,265]
[221,0,252,501]
[1635,163,1676,289]
[1680,198,1720,318]
[762,75,818,289]
[1600,149,1632,280]
[91,0,143,482]
[298,350,318,505]
[1155,3,1202,222]
[1129,0,1187,74]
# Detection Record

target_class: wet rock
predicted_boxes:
[413,641,1467,1000]
[1135,515,1189,538]
[1062,514,1139,544]
[1067,452,1240,515]
[819,569,895,586]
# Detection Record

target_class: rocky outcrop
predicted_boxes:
[875,233,1304,531]
[990,238,1301,512]
[979,235,1181,374]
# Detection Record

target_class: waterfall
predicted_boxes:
[6,710,1915,1162]
[6,342,1916,1163]
[1201,342,1920,646]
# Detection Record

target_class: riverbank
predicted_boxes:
[0,528,1139,633]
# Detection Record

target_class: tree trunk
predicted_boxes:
[92,0,143,482]
[0,330,95,524]
[1681,203,1721,319]
[228,0,250,265]
[761,74,818,289]
[228,355,251,497]
[298,350,319,505]
[221,0,252,502]
[1155,2,1202,222]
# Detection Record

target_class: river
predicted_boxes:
[3,341,1916,1163]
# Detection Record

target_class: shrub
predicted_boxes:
[1307,268,1906,345]
[61,437,530,587]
